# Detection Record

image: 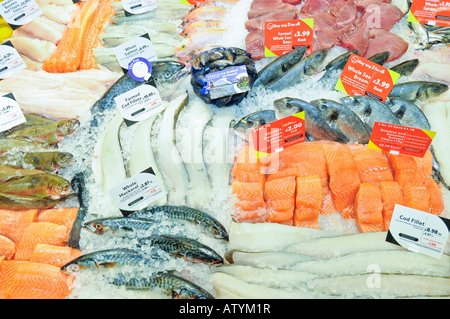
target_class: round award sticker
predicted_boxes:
[128,57,152,82]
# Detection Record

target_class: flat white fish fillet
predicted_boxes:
[227,250,315,269]
[8,37,56,63]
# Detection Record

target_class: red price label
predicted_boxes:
[368,122,436,157]
[264,19,314,57]
[408,0,450,27]
[251,112,305,157]
[335,53,399,102]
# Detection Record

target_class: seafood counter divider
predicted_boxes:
[0,0,449,300]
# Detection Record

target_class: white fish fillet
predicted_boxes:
[229,221,337,252]
[129,114,168,205]
[284,232,403,259]
[422,101,450,186]
[175,97,212,209]
[412,63,450,85]
[35,0,74,6]
[152,93,190,205]
[8,37,56,63]
[40,3,77,25]
[227,250,315,270]
[215,265,318,289]
[212,272,332,299]
[291,250,450,277]
[308,274,450,298]
[203,108,235,192]
[16,16,65,44]
[19,55,43,71]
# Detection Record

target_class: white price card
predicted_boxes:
[0,41,27,79]
[0,0,43,29]
[108,167,166,213]
[386,204,450,259]
[122,0,156,15]
[0,93,26,133]
[114,83,164,126]
[113,34,157,71]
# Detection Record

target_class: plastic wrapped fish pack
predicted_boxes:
[190,47,257,107]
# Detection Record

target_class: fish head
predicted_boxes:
[175,37,193,59]
[48,176,72,198]
[60,256,97,274]
[151,60,187,85]
[232,110,277,139]
[273,97,302,118]
[417,83,449,101]
[54,152,73,170]
[83,220,110,235]
[56,119,80,137]
[311,99,338,119]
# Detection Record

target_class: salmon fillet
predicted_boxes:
[350,146,393,183]
[354,183,384,232]
[402,183,430,212]
[385,153,422,186]
[264,176,296,225]
[294,175,323,229]
[37,208,79,239]
[379,181,404,231]
[413,150,433,183]
[423,177,444,215]
[29,243,82,267]
[0,235,16,260]
[14,222,68,261]
[0,209,39,244]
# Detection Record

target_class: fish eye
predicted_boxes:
[66,264,80,273]
[246,120,253,127]
[181,44,186,50]
[95,224,102,230]
[286,103,292,109]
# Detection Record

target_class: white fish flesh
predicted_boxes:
[98,112,127,198]
[229,221,337,252]
[151,93,190,205]
[215,264,318,289]
[16,16,66,44]
[212,272,332,299]
[284,232,403,259]
[19,55,43,71]
[422,101,450,186]
[175,97,213,209]
[128,114,168,205]
[307,274,450,298]
[412,63,450,85]
[35,0,73,5]
[40,3,77,25]
[226,250,315,270]
[102,20,178,35]
[203,108,235,192]
[8,37,56,63]
[291,250,450,277]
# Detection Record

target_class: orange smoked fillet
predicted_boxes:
[1,261,71,299]
[14,222,68,261]
[354,183,384,233]
[294,175,323,229]
[322,141,361,218]
[385,153,422,186]
[30,243,82,267]
[0,235,16,260]
[423,177,444,215]
[0,260,21,299]
[413,150,433,183]
[37,208,79,239]
[379,181,404,231]
[231,143,267,183]
[264,176,296,225]
[402,183,430,212]
[43,0,100,73]
[0,209,39,244]
[350,146,393,183]
[231,180,266,222]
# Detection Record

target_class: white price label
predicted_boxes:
[108,168,166,213]
[113,34,157,70]
[0,93,26,133]
[387,204,450,259]
[0,41,27,79]
[0,0,43,28]
[114,84,164,125]
[122,0,156,15]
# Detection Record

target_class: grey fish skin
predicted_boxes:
[389,81,449,102]
[273,97,344,142]
[83,217,156,236]
[339,95,401,131]
[68,172,88,249]
[310,99,372,144]
[384,97,431,130]
[266,49,329,91]
[137,234,224,265]
[252,47,308,89]
[60,248,150,274]
[129,205,229,241]
[390,59,419,76]
[112,272,215,299]
[317,50,359,85]
[367,51,390,65]
[232,110,277,140]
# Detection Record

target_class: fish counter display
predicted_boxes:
[0,0,449,300]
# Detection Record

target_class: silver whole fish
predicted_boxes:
[389,81,449,102]
[383,97,431,130]
[310,99,371,144]
[390,59,420,76]
[317,50,359,86]
[273,97,344,141]
[232,110,277,140]
[339,95,401,131]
